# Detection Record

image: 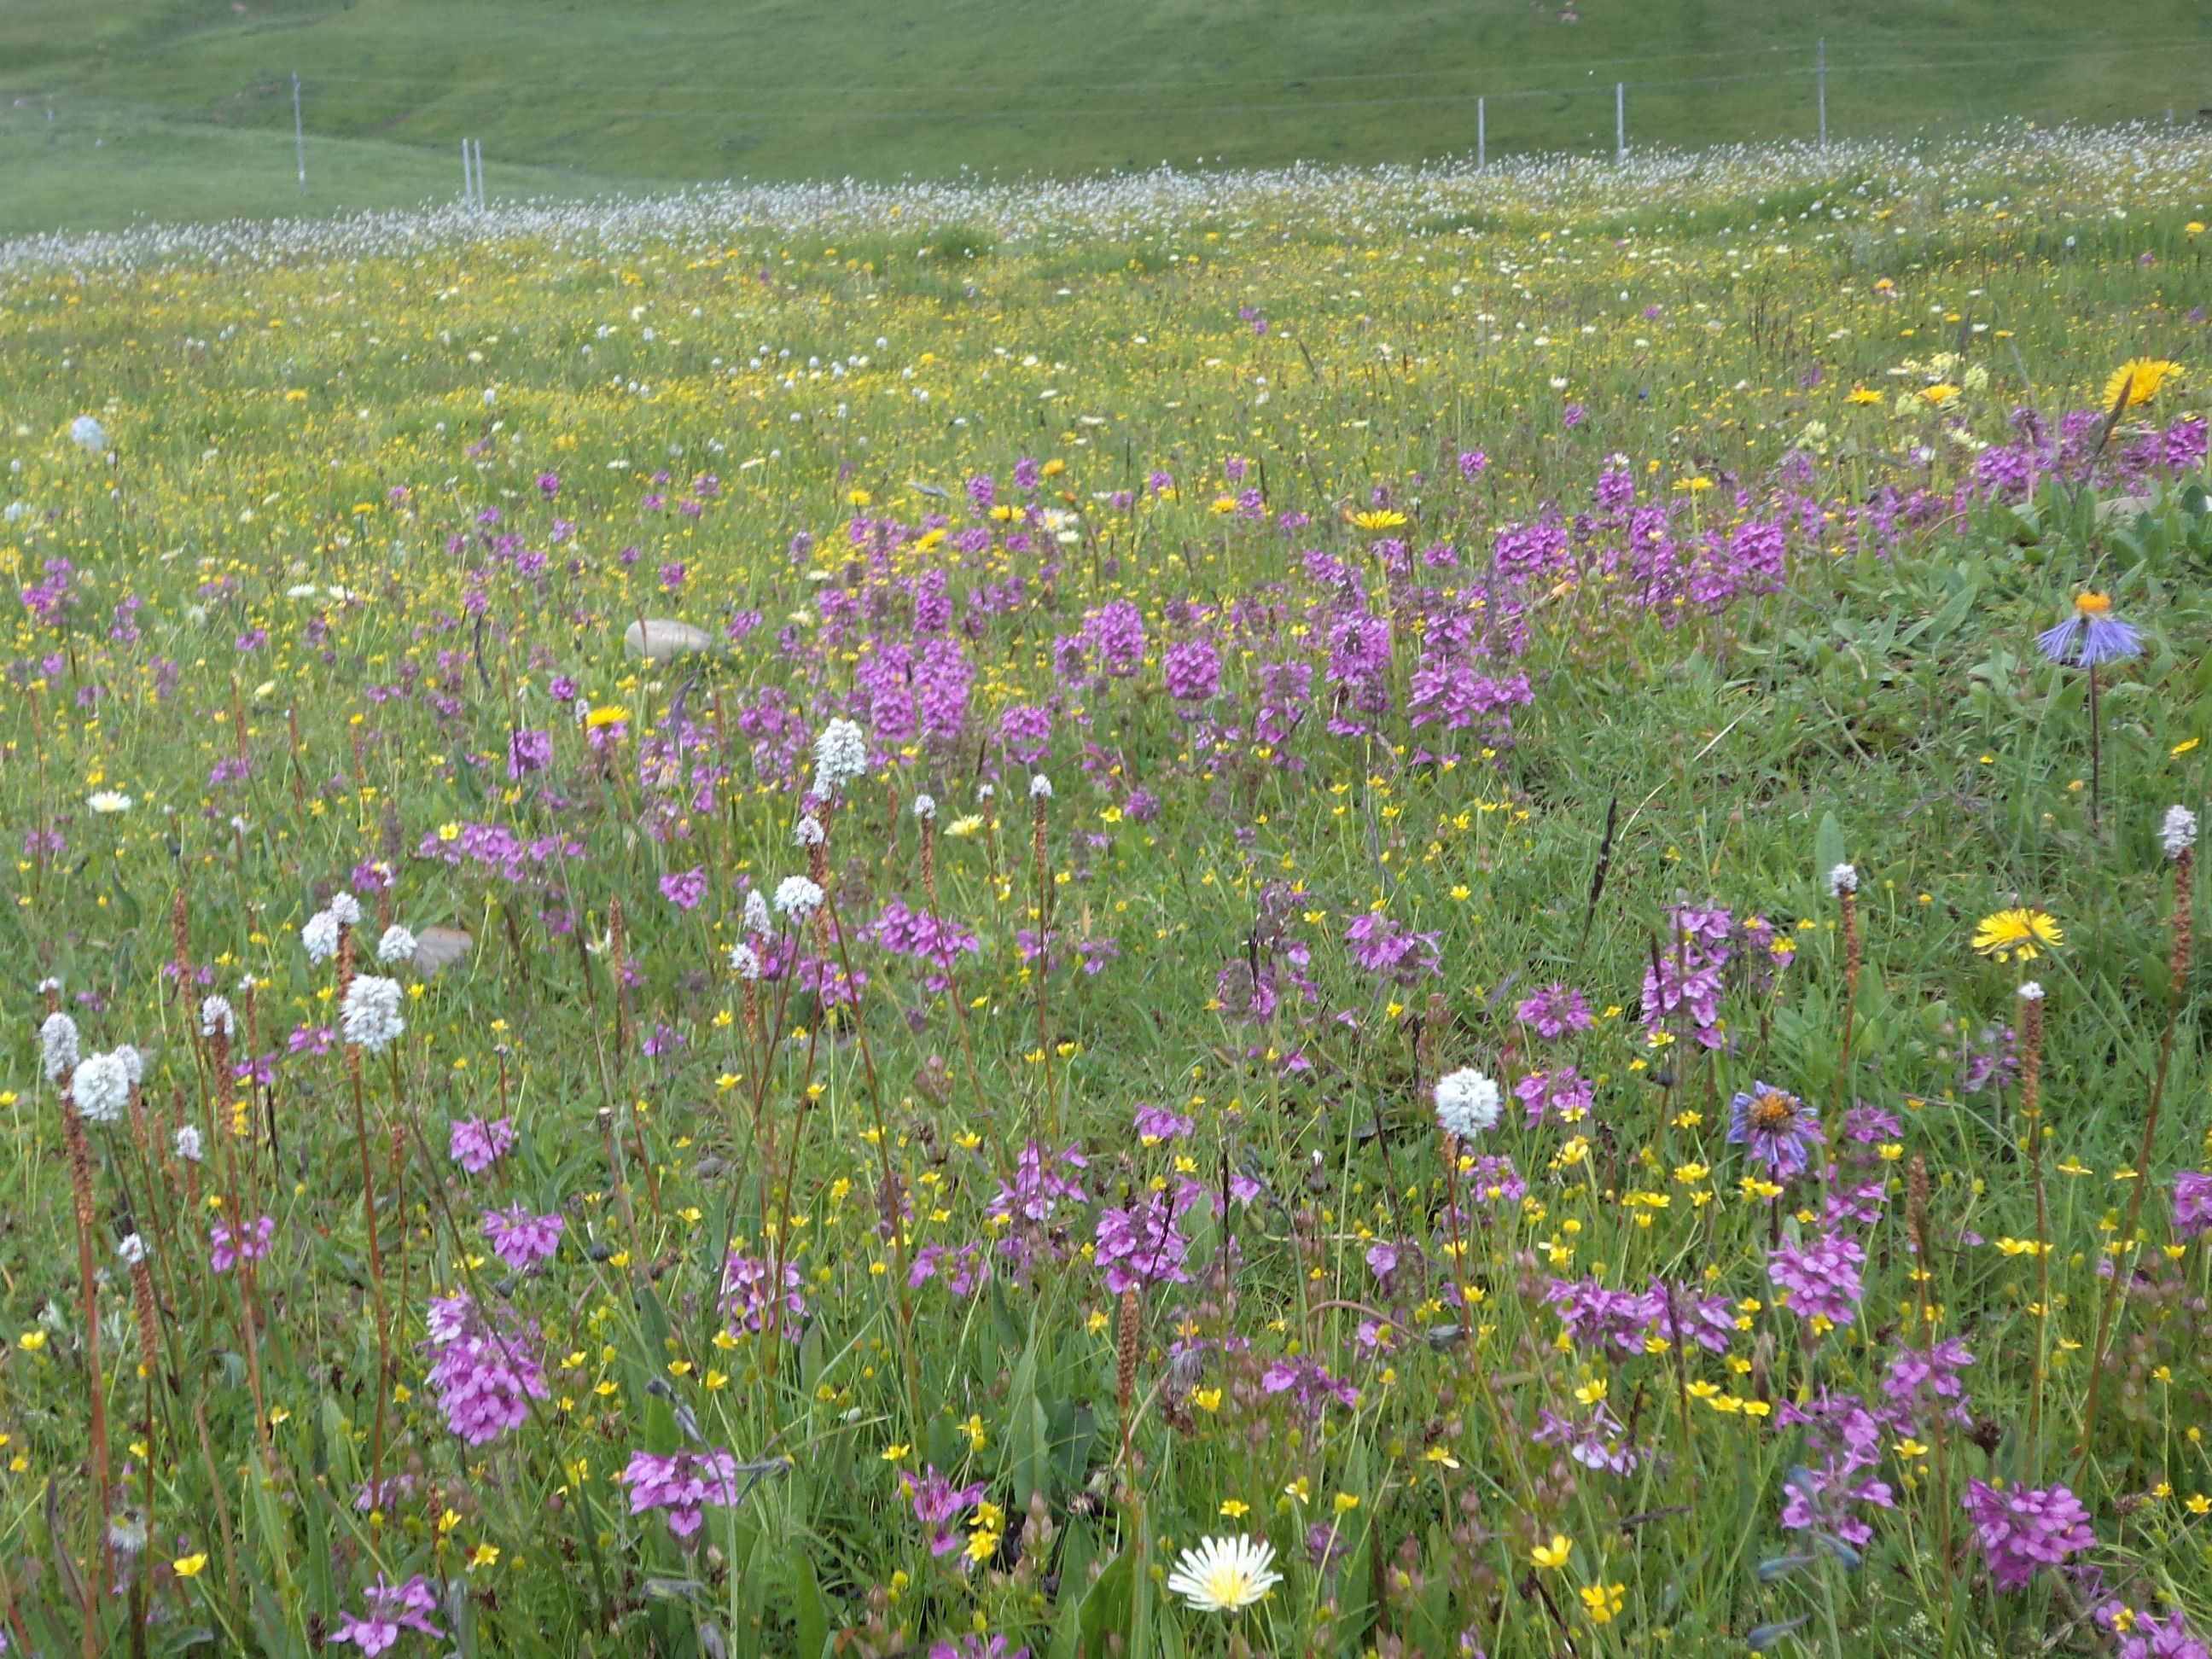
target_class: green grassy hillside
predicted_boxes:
[8,0,2212,235]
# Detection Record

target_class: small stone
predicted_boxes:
[622,619,715,662]
[412,926,473,977]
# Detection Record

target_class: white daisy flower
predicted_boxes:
[1165,1534,1281,1613]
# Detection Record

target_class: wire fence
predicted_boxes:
[7,31,2212,226]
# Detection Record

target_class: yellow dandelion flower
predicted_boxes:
[2102,358,2183,410]
[1971,908,2063,963]
[1349,509,1409,532]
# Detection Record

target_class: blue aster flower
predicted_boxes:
[2036,592,2142,667]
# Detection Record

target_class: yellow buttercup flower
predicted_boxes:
[1531,1534,1574,1569]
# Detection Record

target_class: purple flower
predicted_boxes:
[448,1115,515,1174]
[1883,1337,1975,1423]
[1083,600,1145,678]
[909,1241,990,1296]
[1132,1103,1193,1144]
[2114,1609,2212,1659]
[481,1206,564,1270]
[1963,1480,2095,1590]
[660,866,707,911]
[1095,1191,1192,1294]
[423,1293,549,1446]
[1534,1400,1641,1475]
[721,1253,806,1340]
[930,1639,1028,1659]
[1260,1354,1359,1418]
[1515,1066,1594,1126]
[330,1575,444,1653]
[1342,912,1441,982]
[1515,982,1592,1039]
[870,899,981,975]
[1768,1231,1866,1328]
[624,1448,739,1538]
[998,703,1053,765]
[988,1141,1090,1228]
[1162,637,1222,702]
[2174,1172,2212,1241]
[210,1214,275,1272]
[507,727,553,779]
[1728,1083,1823,1180]
[900,1464,986,1557]
[2037,596,2143,667]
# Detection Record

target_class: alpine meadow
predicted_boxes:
[6,120,2212,1659]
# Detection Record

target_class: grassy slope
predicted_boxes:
[6,0,2212,236]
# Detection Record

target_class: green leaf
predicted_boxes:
[1813,811,1847,891]
[789,1550,830,1659]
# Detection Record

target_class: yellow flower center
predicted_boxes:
[2074,592,2111,617]
[1749,1091,1796,1132]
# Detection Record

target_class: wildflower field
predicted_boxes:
[6,127,2212,1657]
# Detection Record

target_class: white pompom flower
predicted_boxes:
[774,876,824,922]
[1434,1067,1502,1138]
[73,1050,132,1125]
[2163,805,2199,860]
[811,718,869,797]
[40,1011,80,1081]
[341,975,406,1053]
[301,909,341,964]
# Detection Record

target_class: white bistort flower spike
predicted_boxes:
[811,717,868,797]
[200,995,234,1039]
[1434,1067,1502,1138]
[1029,773,1052,800]
[742,889,772,935]
[774,876,824,922]
[2163,804,2199,860]
[377,924,419,965]
[301,909,341,964]
[912,793,937,821]
[326,891,364,928]
[730,943,762,980]
[341,975,406,1052]
[72,1051,132,1125]
[794,814,825,848]
[1827,862,1859,896]
[69,414,109,453]
[40,1011,80,1081]
[2017,981,2046,1002]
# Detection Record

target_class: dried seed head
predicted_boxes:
[1115,1287,1140,1419]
